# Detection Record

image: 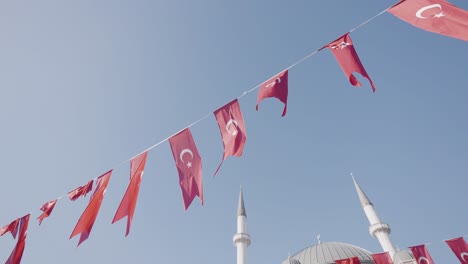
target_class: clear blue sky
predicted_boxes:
[0,1,467,263]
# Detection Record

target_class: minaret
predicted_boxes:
[352,176,396,260]
[233,187,251,264]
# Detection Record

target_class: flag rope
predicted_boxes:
[6,1,394,240]
[122,3,394,166]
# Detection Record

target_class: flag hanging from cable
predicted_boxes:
[256,70,289,116]
[389,0,468,42]
[37,199,57,225]
[70,170,112,246]
[169,128,203,210]
[112,151,148,236]
[323,33,376,92]
[213,99,247,176]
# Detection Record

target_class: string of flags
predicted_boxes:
[333,237,468,264]
[1,0,467,263]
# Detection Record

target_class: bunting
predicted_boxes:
[323,33,376,92]
[70,170,112,246]
[37,199,57,225]
[68,180,94,201]
[409,244,434,264]
[371,252,393,264]
[389,0,468,42]
[0,0,466,262]
[1,214,30,264]
[213,99,247,176]
[445,237,468,263]
[169,128,203,210]
[256,70,289,117]
[335,256,361,264]
[112,151,149,236]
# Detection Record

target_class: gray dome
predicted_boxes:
[393,250,416,264]
[282,242,374,264]
[284,257,302,264]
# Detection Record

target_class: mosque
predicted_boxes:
[233,177,417,264]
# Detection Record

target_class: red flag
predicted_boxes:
[112,151,148,236]
[388,0,468,42]
[371,252,394,264]
[68,179,94,201]
[169,128,203,210]
[445,237,468,263]
[324,33,376,92]
[70,170,112,246]
[336,257,361,264]
[256,70,288,117]
[0,219,19,239]
[409,244,434,264]
[213,99,247,176]
[5,214,30,264]
[37,199,57,225]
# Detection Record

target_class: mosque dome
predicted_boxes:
[285,257,302,264]
[282,242,374,264]
[392,250,416,264]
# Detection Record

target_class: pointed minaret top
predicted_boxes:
[352,175,373,207]
[237,187,247,217]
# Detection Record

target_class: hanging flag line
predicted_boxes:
[3,4,396,244]
[4,2,395,227]
[124,3,394,164]
[3,1,468,261]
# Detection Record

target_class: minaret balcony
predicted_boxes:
[369,223,391,237]
[233,233,251,246]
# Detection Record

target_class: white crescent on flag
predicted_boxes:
[418,257,430,264]
[461,252,468,262]
[179,148,194,167]
[416,4,444,19]
[225,119,239,136]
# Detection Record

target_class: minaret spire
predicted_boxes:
[237,187,247,217]
[352,175,396,260]
[233,186,251,264]
[352,175,373,207]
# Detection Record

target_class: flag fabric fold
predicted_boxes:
[0,219,20,239]
[70,170,112,246]
[256,70,289,116]
[1,214,30,264]
[169,128,203,210]
[445,237,468,263]
[68,180,94,201]
[409,244,434,264]
[112,151,148,236]
[324,33,376,92]
[37,199,58,225]
[371,252,394,264]
[388,0,468,42]
[335,256,361,264]
[213,99,247,176]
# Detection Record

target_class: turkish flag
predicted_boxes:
[112,151,148,236]
[70,170,112,246]
[213,99,247,176]
[371,252,394,264]
[4,214,30,264]
[446,237,468,263]
[0,219,19,238]
[37,199,57,225]
[409,244,434,264]
[256,70,288,117]
[324,33,376,92]
[68,179,94,201]
[389,0,468,42]
[336,256,361,264]
[169,128,203,210]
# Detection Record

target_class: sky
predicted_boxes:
[0,0,467,263]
